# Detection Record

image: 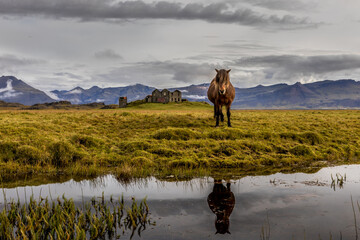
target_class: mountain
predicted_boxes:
[51,84,155,104]
[175,79,360,109]
[0,76,54,105]
[2,75,360,109]
[232,79,360,109]
[169,83,210,101]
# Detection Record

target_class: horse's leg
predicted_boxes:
[213,104,216,118]
[227,105,232,127]
[215,104,220,127]
[220,105,224,122]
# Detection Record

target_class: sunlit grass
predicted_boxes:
[0,102,360,179]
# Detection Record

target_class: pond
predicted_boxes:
[2,165,360,239]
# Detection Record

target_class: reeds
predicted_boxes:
[331,173,346,190]
[260,213,270,240]
[0,193,154,239]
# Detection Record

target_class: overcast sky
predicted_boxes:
[1,0,360,91]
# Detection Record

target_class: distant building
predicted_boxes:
[145,95,152,103]
[171,90,182,103]
[119,97,127,108]
[146,89,182,103]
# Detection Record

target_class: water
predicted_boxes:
[2,165,360,239]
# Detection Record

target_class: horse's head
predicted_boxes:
[215,69,231,95]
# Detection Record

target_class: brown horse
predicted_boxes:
[207,69,235,127]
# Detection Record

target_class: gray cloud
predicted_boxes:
[239,55,360,74]
[94,49,123,60]
[240,0,315,11]
[0,54,43,71]
[211,42,279,51]
[226,54,360,86]
[54,72,84,79]
[0,0,319,29]
[69,55,360,90]
[155,61,214,82]
[94,61,220,88]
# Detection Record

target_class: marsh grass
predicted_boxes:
[0,193,153,239]
[331,173,347,190]
[0,104,360,180]
[260,214,270,240]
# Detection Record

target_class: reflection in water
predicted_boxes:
[207,179,235,234]
[4,165,360,239]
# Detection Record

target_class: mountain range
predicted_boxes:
[51,84,154,104]
[1,75,360,109]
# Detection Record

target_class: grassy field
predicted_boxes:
[0,101,360,181]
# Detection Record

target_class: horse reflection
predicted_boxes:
[207,180,235,234]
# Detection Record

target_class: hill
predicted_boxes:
[127,101,211,111]
[0,100,24,108]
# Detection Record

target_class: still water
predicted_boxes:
[2,165,360,239]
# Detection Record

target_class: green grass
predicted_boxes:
[0,102,360,180]
[127,101,211,110]
[0,193,153,239]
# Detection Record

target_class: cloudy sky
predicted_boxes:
[1,0,360,91]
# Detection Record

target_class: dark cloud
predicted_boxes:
[227,54,360,86]
[93,55,360,89]
[238,55,360,74]
[94,49,123,60]
[0,0,319,29]
[240,0,315,11]
[54,72,84,79]
[0,54,43,71]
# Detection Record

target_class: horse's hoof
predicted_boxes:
[215,125,219,128]
[228,125,232,127]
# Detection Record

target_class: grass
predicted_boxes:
[331,173,347,190]
[0,193,153,239]
[0,102,360,181]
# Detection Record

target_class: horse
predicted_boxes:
[207,69,235,127]
[207,180,235,234]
